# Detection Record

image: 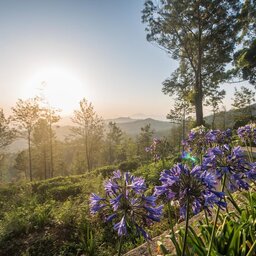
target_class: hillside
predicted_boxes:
[204,103,256,128]
[0,162,169,256]
[115,118,174,137]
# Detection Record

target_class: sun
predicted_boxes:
[22,67,88,114]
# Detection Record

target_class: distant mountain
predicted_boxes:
[6,118,175,153]
[105,117,136,124]
[204,103,256,128]
[115,118,174,137]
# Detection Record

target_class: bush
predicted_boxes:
[118,160,139,172]
[47,184,82,201]
[93,165,117,179]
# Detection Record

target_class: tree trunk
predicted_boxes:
[44,148,47,179]
[212,112,216,129]
[195,4,204,127]
[28,132,32,182]
[195,83,204,126]
[49,122,54,178]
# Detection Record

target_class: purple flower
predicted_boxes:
[145,137,167,162]
[114,216,127,236]
[183,126,208,156]
[246,162,256,180]
[89,171,163,240]
[89,193,107,214]
[203,145,252,191]
[110,194,123,211]
[206,129,233,145]
[237,124,256,144]
[183,127,233,157]
[154,164,225,218]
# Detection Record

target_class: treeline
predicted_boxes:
[0,97,183,183]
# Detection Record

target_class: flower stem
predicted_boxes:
[181,196,190,256]
[207,174,226,256]
[118,236,123,256]
[204,209,209,226]
[147,240,153,256]
[246,143,253,162]
[226,188,241,214]
[167,201,181,255]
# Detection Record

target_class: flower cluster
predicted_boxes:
[183,126,233,157]
[154,163,226,218]
[183,126,208,155]
[203,145,254,191]
[206,129,233,145]
[145,138,161,162]
[237,123,256,144]
[90,170,163,239]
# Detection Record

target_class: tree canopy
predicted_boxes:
[142,0,242,125]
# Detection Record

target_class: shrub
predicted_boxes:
[118,160,139,172]
[47,184,82,201]
[93,165,117,179]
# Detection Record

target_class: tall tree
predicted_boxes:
[14,150,28,180]
[105,122,123,164]
[232,86,255,120]
[12,97,41,181]
[41,107,61,178]
[137,124,154,161]
[33,118,50,179]
[204,88,225,129]
[0,108,15,182]
[234,0,256,85]
[71,98,104,172]
[142,0,241,125]
[0,108,15,150]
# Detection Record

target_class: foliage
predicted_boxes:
[136,124,154,162]
[0,108,15,150]
[71,98,104,172]
[233,0,256,86]
[232,86,256,121]
[105,122,124,164]
[142,0,242,125]
[94,165,117,179]
[118,160,139,172]
[11,97,41,181]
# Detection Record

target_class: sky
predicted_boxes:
[0,0,252,120]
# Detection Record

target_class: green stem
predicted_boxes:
[249,140,253,161]
[246,238,256,256]
[118,236,123,256]
[248,188,255,220]
[167,201,181,255]
[207,174,226,256]
[226,189,241,214]
[246,143,253,162]
[204,209,209,226]
[181,196,190,256]
[147,240,153,256]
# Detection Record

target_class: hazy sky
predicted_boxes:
[0,0,252,120]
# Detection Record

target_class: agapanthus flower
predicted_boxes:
[183,125,209,156]
[206,129,233,145]
[203,145,253,191]
[154,163,226,218]
[237,123,256,144]
[246,162,256,180]
[145,138,162,162]
[89,170,163,240]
